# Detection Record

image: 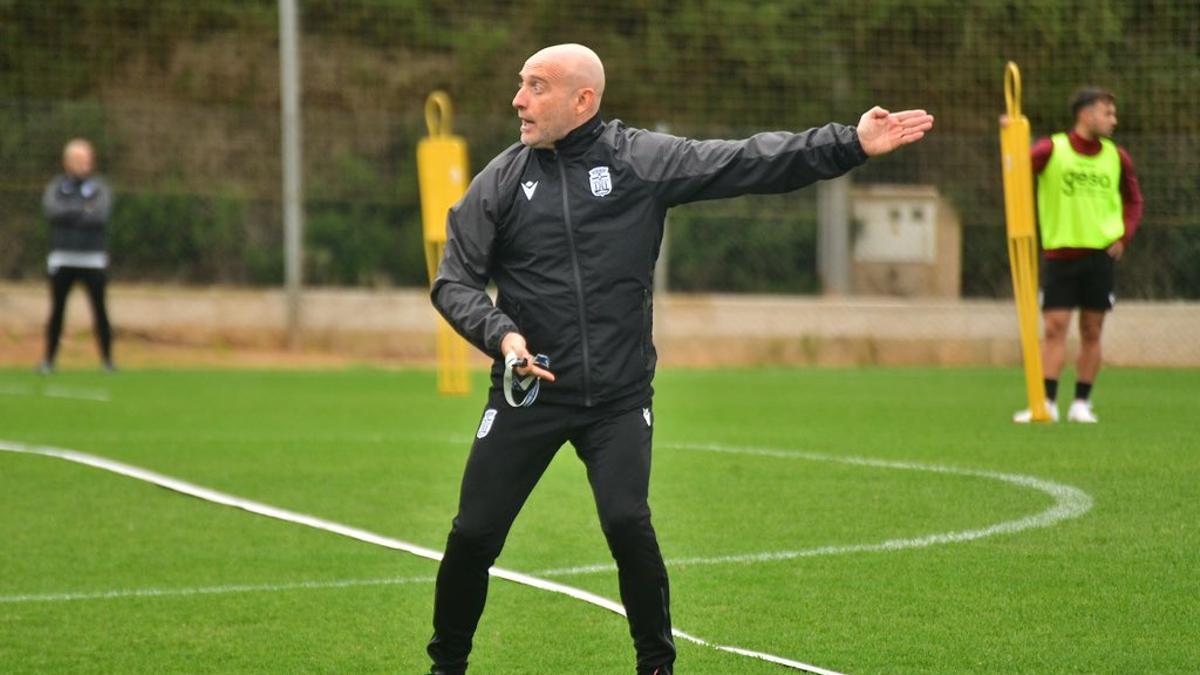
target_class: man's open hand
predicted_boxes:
[500,332,556,382]
[857,107,935,156]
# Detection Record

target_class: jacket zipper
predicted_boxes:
[557,155,594,406]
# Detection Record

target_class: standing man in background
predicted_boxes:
[39,138,116,373]
[427,43,933,674]
[1013,88,1143,423]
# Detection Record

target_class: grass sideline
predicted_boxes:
[1,366,1197,673]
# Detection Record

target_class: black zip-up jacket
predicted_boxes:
[43,174,113,253]
[432,114,868,409]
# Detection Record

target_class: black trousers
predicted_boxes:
[44,266,112,365]
[428,392,675,674]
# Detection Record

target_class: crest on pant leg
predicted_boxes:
[477,409,498,439]
[642,407,652,427]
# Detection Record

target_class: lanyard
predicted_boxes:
[503,352,551,408]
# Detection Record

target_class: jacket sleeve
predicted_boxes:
[626,123,869,207]
[42,177,81,227]
[79,178,113,228]
[430,171,519,359]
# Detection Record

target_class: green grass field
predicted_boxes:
[1,366,1197,674]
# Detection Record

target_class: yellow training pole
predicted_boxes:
[999,62,1050,421]
[417,91,471,395]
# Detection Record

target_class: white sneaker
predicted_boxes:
[1067,399,1099,423]
[1013,400,1058,423]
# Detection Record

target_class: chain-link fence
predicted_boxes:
[2,0,1198,298]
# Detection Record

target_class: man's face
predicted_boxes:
[512,59,578,149]
[1081,100,1117,138]
[63,145,95,177]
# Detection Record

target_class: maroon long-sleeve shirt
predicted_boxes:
[1032,130,1144,259]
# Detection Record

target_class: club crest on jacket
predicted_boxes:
[588,166,612,197]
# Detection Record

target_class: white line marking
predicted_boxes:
[42,385,111,402]
[0,440,841,675]
[0,383,110,402]
[535,441,1094,577]
[0,575,436,604]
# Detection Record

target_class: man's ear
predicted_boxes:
[576,88,595,116]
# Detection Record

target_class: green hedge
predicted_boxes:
[668,194,819,294]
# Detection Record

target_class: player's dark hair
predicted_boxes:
[1070,87,1116,118]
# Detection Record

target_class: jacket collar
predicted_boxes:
[545,112,604,157]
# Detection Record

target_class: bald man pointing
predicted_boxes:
[429,44,933,674]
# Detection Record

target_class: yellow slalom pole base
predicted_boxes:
[424,239,471,396]
[436,319,471,396]
[419,92,472,397]
[1000,62,1050,422]
[1007,235,1049,421]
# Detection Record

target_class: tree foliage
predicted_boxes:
[1,0,1196,296]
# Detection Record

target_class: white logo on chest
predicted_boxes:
[588,166,612,197]
[521,181,538,200]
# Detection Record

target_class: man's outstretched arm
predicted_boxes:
[631,107,933,207]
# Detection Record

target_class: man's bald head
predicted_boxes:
[62,138,96,177]
[525,43,605,108]
[512,44,606,148]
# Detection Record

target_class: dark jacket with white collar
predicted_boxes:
[432,114,867,408]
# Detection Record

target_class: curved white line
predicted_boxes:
[0,439,1094,672]
[536,442,1094,577]
[0,440,841,675]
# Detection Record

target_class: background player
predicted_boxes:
[1013,88,1143,423]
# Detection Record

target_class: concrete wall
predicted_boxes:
[2,283,1197,367]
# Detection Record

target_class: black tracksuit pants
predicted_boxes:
[44,266,112,365]
[428,391,675,674]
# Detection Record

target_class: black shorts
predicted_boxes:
[1041,250,1115,311]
